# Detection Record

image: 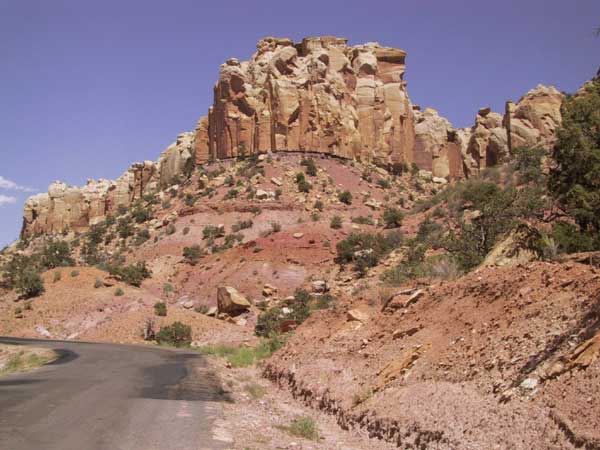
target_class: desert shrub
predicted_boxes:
[203,225,224,240]
[53,271,62,283]
[255,289,311,337]
[297,179,312,193]
[184,194,197,207]
[352,216,375,225]
[377,178,391,189]
[223,188,239,200]
[382,206,404,228]
[162,200,172,209]
[274,188,282,199]
[166,224,177,235]
[16,270,45,299]
[338,190,353,205]
[280,416,319,441]
[132,206,151,224]
[416,218,445,249]
[134,229,150,246]
[154,301,167,317]
[513,147,545,184]
[117,205,128,216]
[94,279,103,289]
[311,212,320,222]
[270,221,281,233]
[107,262,151,287]
[550,221,599,254]
[115,288,124,296]
[301,157,318,176]
[183,245,203,265]
[117,217,134,239]
[70,270,79,277]
[314,200,324,211]
[182,226,190,235]
[163,283,174,296]
[231,219,253,232]
[156,321,192,347]
[336,232,394,275]
[41,240,74,269]
[330,215,343,229]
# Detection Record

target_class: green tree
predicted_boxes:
[549,77,600,233]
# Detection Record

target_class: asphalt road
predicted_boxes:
[0,337,232,450]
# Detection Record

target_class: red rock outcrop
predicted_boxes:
[20,36,567,237]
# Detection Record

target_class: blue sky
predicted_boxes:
[1,0,598,247]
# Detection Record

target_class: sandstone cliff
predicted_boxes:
[20,36,565,237]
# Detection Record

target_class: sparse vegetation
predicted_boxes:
[155,321,192,347]
[278,416,320,441]
[106,262,151,287]
[182,245,203,265]
[154,301,167,317]
[338,190,353,205]
[330,215,343,229]
[382,206,404,228]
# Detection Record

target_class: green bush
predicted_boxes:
[107,262,151,287]
[115,287,124,296]
[338,190,353,205]
[132,207,152,224]
[550,221,599,254]
[41,240,74,269]
[549,77,600,233]
[203,225,225,240]
[314,200,324,211]
[280,416,320,441]
[298,179,312,193]
[134,229,150,246]
[117,217,134,239]
[352,216,375,225]
[182,245,203,265]
[382,207,404,228]
[336,232,394,275]
[94,279,103,289]
[231,219,253,232]
[330,215,343,229]
[223,188,239,200]
[156,321,192,347]
[154,301,167,317]
[16,270,45,299]
[302,157,318,176]
[255,289,311,337]
[70,270,79,277]
[166,224,177,235]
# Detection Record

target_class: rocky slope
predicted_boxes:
[21,36,563,238]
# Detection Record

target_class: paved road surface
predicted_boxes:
[0,337,232,450]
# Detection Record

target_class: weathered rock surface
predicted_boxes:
[22,132,195,236]
[197,36,415,165]
[20,36,565,237]
[217,286,252,316]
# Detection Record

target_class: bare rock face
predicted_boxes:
[197,36,415,165]
[464,85,564,175]
[21,133,195,236]
[20,36,567,237]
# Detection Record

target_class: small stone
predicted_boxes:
[293,232,304,239]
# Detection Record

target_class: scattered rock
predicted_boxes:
[217,286,252,316]
[347,309,370,323]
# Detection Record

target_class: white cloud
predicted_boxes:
[0,175,34,192]
[0,194,17,206]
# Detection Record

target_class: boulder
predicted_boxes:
[217,286,252,316]
[312,280,328,293]
[347,309,370,323]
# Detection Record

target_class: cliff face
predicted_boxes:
[21,133,195,236]
[20,36,565,238]
[196,36,415,165]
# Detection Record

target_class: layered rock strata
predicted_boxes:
[21,36,565,237]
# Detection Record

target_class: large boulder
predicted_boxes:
[217,287,252,316]
[481,224,542,268]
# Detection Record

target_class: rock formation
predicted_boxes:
[22,133,195,236]
[198,36,415,165]
[20,36,566,237]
